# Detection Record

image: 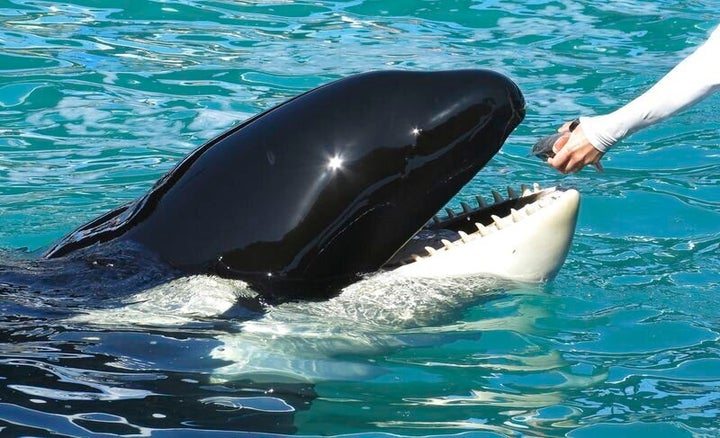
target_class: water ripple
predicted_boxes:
[1,0,719,436]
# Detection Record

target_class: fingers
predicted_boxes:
[556,118,580,134]
[547,131,580,173]
[548,148,603,174]
[547,146,578,174]
[557,121,573,134]
[546,125,605,174]
[551,133,570,153]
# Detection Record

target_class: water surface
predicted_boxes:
[1,0,719,436]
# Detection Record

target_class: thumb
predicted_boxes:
[557,121,573,133]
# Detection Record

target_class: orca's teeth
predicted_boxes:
[492,190,504,203]
[410,184,569,265]
[421,183,561,261]
[475,222,490,236]
[491,214,507,229]
[458,230,471,243]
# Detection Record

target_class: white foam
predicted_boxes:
[68,275,244,326]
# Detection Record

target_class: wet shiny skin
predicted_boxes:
[45,70,525,301]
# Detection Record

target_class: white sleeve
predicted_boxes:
[580,25,720,153]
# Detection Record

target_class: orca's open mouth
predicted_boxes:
[386,184,580,281]
[432,184,560,232]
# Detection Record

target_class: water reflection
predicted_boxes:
[1,0,720,435]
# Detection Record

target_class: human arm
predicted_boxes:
[549,25,720,174]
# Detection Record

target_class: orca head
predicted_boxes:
[45,70,525,302]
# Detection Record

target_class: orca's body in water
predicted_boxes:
[41,69,538,302]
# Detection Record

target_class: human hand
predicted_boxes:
[547,122,605,174]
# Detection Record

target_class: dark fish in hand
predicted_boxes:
[529,118,580,160]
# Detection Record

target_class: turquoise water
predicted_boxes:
[1,0,719,436]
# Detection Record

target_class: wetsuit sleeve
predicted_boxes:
[580,25,720,153]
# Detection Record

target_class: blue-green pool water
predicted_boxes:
[1,1,719,436]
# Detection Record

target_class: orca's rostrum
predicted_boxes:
[42,70,567,302]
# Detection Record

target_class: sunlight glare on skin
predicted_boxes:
[291,152,343,227]
[327,154,343,170]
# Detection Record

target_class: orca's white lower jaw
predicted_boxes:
[391,185,581,283]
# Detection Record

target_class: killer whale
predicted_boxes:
[43,69,526,302]
[0,69,584,436]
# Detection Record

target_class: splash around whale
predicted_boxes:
[2,69,579,305]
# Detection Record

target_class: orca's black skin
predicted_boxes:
[44,70,525,302]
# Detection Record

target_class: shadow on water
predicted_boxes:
[0,240,514,435]
[0,245,323,435]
